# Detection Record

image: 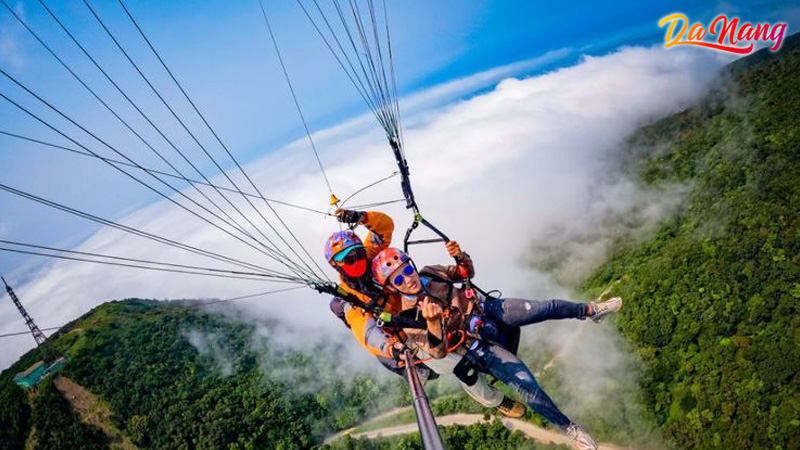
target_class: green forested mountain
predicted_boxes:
[0,300,410,450]
[2,36,799,450]
[0,299,564,450]
[585,35,800,449]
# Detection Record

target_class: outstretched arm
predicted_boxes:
[445,240,475,278]
[420,241,475,281]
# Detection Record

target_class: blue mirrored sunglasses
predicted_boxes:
[392,264,416,286]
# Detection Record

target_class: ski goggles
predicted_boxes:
[333,245,366,265]
[391,264,416,287]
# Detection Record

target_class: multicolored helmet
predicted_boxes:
[324,230,363,263]
[372,247,410,285]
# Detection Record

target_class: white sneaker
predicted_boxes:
[590,297,622,323]
[565,423,598,450]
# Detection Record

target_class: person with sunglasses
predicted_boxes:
[372,243,623,450]
[324,209,526,418]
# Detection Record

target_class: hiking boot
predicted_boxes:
[496,395,526,418]
[590,296,622,323]
[565,423,598,450]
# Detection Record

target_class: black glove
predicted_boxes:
[336,209,365,225]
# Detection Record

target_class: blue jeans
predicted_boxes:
[482,298,587,327]
[470,298,586,428]
[470,341,573,429]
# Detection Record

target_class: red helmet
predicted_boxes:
[372,247,410,285]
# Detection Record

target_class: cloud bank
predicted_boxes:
[1,45,732,382]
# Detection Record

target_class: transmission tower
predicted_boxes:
[2,276,47,346]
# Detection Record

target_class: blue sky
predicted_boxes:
[0,0,797,280]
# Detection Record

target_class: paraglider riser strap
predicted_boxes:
[311,282,427,330]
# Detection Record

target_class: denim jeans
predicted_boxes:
[423,352,504,407]
[482,297,587,327]
[470,341,572,429]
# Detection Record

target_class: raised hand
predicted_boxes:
[335,209,365,224]
[420,296,443,323]
[445,240,463,259]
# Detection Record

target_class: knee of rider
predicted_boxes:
[514,369,534,383]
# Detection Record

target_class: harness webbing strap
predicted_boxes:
[311,282,427,329]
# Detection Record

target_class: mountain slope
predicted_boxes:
[585,35,800,449]
[0,300,415,450]
[2,299,578,450]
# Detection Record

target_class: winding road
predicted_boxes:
[326,412,631,449]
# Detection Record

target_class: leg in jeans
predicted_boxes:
[482,297,587,328]
[423,352,504,408]
[471,341,572,429]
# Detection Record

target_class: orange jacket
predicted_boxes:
[337,211,402,357]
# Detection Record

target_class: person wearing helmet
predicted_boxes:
[324,209,401,362]
[325,209,526,418]
[324,209,401,355]
[371,243,623,450]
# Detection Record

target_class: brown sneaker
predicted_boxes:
[496,395,526,418]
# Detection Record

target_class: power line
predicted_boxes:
[0,327,62,339]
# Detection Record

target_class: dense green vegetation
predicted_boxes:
[0,347,37,449]
[30,380,109,449]
[323,419,569,450]
[0,300,379,449]
[0,300,512,449]
[584,35,800,449]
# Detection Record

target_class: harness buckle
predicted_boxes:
[377,311,392,328]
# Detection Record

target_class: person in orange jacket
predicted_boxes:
[324,209,400,357]
[324,209,525,417]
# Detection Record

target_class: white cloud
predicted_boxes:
[0,45,730,378]
[184,329,235,377]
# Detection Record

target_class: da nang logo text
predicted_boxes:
[659,13,788,54]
